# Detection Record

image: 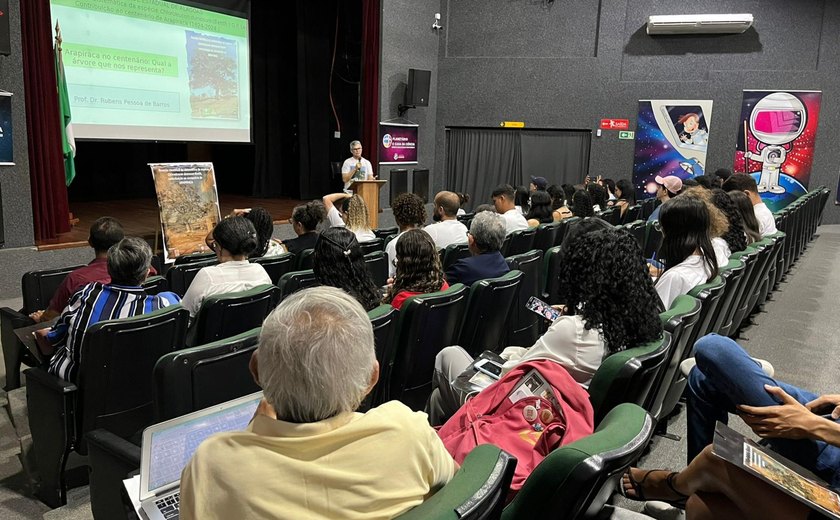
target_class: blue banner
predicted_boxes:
[0,93,12,165]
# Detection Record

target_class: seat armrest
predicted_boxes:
[24,367,78,394]
[86,429,142,465]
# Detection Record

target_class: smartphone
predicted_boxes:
[474,358,504,379]
[526,296,561,321]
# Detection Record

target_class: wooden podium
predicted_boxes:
[349,180,387,229]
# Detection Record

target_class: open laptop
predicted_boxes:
[138,392,263,520]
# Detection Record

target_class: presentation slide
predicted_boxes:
[50,0,251,142]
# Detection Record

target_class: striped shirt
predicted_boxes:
[47,282,181,383]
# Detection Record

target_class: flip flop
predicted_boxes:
[620,469,689,508]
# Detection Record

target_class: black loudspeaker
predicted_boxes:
[0,0,9,57]
[405,69,431,107]
[411,169,429,204]
[390,168,408,206]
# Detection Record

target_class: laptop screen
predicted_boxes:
[145,394,262,494]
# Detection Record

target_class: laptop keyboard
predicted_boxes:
[155,492,180,519]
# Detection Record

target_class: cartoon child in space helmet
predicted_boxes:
[744,92,807,194]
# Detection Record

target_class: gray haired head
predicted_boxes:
[107,237,152,286]
[469,211,506,252]
[349,140,362,150]
[257,286,376,423]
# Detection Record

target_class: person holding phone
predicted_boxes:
[429,227,663,424]
[341,140,375,192]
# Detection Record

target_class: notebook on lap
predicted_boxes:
[138,392,263,520]
[713,421,840,520]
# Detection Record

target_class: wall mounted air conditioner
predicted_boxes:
[647,14,754,35]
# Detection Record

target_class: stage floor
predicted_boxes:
[36,195,304,250]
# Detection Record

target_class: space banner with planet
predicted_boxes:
[733,90,821,212]
[632,99,713,200]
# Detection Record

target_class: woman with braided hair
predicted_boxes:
[313,227,382,311]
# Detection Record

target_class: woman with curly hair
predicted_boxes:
[525,191,554,226]
[655,196,719,309]
[279,201,326,255]
[571,189,595,218]
[385,229,448,310]
[547,185,573,221]
[386,192,428,277]
[313,227,382,311]
[429,227,663,424]
[709,188,747,254]
[322,192,376,242]
[728,190,762,244]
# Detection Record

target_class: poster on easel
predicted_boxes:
[150,162,221,263]
[733,90,822,212]
[0,92,13,166]
[632,99,713,200]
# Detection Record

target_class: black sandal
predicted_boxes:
[620,469,689,508]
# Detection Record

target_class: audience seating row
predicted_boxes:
[10,187,829,517]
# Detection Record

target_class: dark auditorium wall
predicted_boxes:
[0,0,34,247]
[379,0,440,210]
[379,0,840,223]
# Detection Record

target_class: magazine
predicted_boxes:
[712,421,840,519]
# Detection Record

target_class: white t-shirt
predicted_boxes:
[341,157,374,190]
[655,255,711,309]
[498,315,605,388]
[501,209,529,235]
[754,202,778,237]
[456,208,466,216]
[712,237,731,267]
[386,231,406,277]
[423,219,468,250]
[327,206,376,243]
[181,260,272,316]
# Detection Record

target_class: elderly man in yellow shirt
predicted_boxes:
[179,286,457,519]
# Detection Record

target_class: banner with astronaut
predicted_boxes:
[632,100,713,200]
[733,90,822,212]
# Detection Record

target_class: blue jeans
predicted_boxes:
[687,334,840,487]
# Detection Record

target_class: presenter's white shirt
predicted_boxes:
[423,219,468,250]
[754,202,778,237]
[327,206,376,242]
[342,157,374,190]
[501,209,529,235]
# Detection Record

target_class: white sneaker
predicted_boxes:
[679,357,774,378]
[643,501,686,520]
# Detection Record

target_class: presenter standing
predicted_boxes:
[342,140,375,192]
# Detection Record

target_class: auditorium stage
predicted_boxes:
[35,196,305,251]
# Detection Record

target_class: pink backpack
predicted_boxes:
[437,359,594,494]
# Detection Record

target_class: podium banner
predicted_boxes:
[150,162,221,263]
[379,122,418,165]
[0,92,12,165]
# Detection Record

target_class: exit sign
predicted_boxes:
[619,131,635,140]
[600,118,630,130]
